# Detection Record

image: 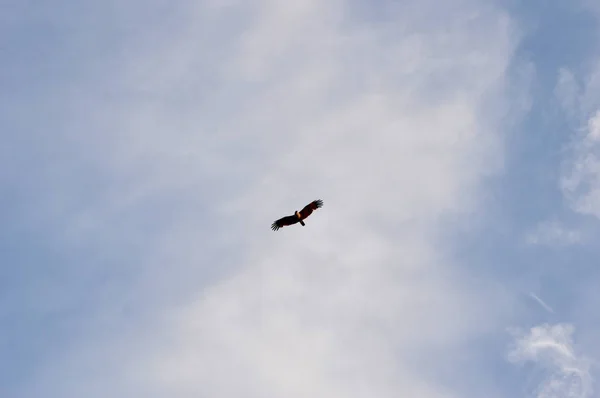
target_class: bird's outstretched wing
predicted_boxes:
[271,215,300,231]
[298,199,323,220]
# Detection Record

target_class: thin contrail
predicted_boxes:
[529,292,554,313]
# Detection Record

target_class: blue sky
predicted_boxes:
[2,1,600,397]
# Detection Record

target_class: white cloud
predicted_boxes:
[556,3,600,220]
[525,221,583,246]
[507,323,593,398]
[555,68,580,120]
[561,110,600,218]
[13,0,522,397]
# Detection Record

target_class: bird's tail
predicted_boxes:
[300,220,305,226]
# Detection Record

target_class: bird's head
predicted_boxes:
[295,210,300,218]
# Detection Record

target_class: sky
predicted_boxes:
[1,0,600,397]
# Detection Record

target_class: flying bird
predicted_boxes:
[271,199,323,231]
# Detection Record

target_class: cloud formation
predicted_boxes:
[3,1,535,397]
[525,221,583,246]
[508,323,593,398]
[561,110,600,218]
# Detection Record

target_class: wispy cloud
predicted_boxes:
[525,221,583,246]
[555,68,581,120]
[561,110,600,219]
[507,323,593,398]
[555,1,600,221]
[529,293,555,314]
[3,0,528,397]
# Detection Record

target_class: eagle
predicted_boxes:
[271,199,323,231]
